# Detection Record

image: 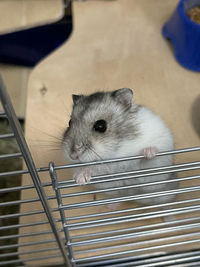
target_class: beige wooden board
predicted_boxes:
[0,0,63,117]
[19,0,200,265]
[0,65,31,118]
[0,0,63,33]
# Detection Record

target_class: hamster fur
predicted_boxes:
[62,88,177,205]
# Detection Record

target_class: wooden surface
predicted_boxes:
[19,0,200,265]
[0,0,63,118]
[0,0,63,33]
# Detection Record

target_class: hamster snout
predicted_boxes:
[70,143,86,160]
[70,152,79,160]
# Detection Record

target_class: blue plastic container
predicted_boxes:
[162,0,200,71]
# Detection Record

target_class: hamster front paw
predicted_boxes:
[142,146,158,159]
[73,168,92,185]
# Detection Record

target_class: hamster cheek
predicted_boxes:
[63,148,75,163]
[61,144,71,161]
[93,141,115,160]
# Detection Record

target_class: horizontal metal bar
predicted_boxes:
[0,168,30,177]
[62,184,200,210]
[67,198,200,221]
[74,234,200,261]
[0,216,61,232]
[0,253,62,266]
[0,181,52,193]
[71,222,200,247]
[67,204,200,230]
[78,250,200,267]
[0,152,22,160]
[177,262,200,267]
[175,262,200,267]
[0,166,49,178]
[76,231,200,255]
[107,257,200,267]
[0,184,35,193]
[0,208,58,220]
[0,246,59,258]
[0,220,49,231]
[0,146,199,178]
[0,197,41,207]
[61,174,200,198]
[0,237,58,250]
[58,161,200,189]
[0,209,45,220]
[56,146,200,170]
[0,132,14,139]
[67,197,200,221]
[0,229,56,241]
[72,216,200,241]
[0,194,57,207]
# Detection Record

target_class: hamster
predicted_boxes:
[62,88,177,205]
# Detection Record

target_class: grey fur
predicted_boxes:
[62,88,177,206]
[63,89,140,160]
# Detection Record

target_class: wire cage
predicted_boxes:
[0,75,200,267]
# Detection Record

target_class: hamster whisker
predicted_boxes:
[62,140,69,147]
[34,143,60,148]
[30,139,61,146]
[32,145,61,152]
[28,138,62,152]
[87,146,112,173]
[46,148,61,152]
[29,125,64,141]
[42,133,63,142]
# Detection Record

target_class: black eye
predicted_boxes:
[68,119,72,127]
[93,120,107,133]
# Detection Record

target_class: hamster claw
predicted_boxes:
[142,146,158,159]
[73,168,92,185]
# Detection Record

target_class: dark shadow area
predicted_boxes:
[191,94,200,137]
[0,118,24,266]
[0,3,72,67]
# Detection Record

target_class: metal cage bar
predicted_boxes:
[0,75,69,266]
[49,148,200,266]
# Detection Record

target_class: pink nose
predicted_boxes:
[70,152,79,160]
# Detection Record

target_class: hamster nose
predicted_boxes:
[70,152,79,160]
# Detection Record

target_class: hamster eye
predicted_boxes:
[68,119,72,127]
[93,120,107,133]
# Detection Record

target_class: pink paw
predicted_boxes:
[142,147,158,159]
[73,168,92,185]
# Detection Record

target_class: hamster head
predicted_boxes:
[62,88,139,162]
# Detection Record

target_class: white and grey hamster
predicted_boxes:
[62,88,177,205]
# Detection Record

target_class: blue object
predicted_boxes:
[162,0,200,72]
[0,13,72,67]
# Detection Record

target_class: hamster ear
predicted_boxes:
[112,88,133,108]
[72,94,83,104]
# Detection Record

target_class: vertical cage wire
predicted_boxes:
[0,75,69,266]
[50,162,76,267]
